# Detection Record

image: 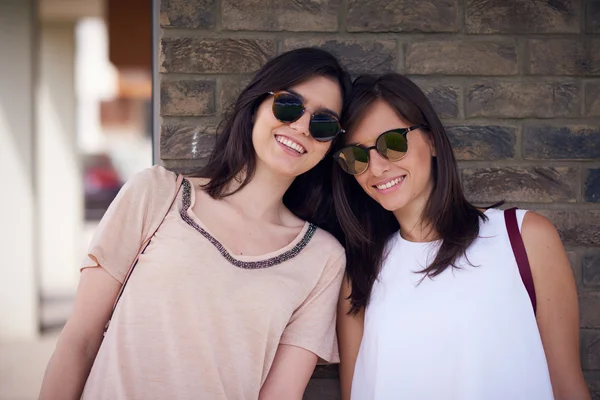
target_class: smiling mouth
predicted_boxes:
[275,135,306,154]
[374,176,405,190]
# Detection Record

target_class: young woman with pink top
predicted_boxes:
[39,48,351,400]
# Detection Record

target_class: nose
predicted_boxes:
[288,111,311,137]
[368,149,390,177]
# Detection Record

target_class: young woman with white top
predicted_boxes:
[332,73,590,400]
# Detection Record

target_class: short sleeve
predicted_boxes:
[279,250,346,363]
[80,167,162,283]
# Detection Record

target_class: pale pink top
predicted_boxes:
[80,166,345,400]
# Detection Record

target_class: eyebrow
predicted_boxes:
[348,130,398,147]
[348,136,376,147]
[286,88,341,119]
[347,127,414,147]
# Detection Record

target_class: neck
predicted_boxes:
[393,187,438,243]
[222,160,294,223]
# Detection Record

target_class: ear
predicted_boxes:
[428,134,436,157]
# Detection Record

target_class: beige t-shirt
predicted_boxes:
[80,166,346,400]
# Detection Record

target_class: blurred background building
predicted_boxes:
[1,0,152,397]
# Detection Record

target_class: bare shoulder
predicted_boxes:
[521,211,570,278]
[521,211,562,245]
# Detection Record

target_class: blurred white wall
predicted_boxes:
[37,21,82,299]
[76,17,118,155]
[0,0,39,340]
[0,0,149,340]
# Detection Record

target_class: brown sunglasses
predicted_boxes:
[333,125,428,175]
[268,91,344,142]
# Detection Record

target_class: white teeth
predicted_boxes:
[376,176,405,190]
[276,136,305,154]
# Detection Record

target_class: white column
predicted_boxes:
[0,0,39,340]
[37,21,82,299]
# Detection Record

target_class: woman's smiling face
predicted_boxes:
[346,99,436,214]
[251,75,343,178]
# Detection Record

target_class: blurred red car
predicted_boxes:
[83,154,123,220]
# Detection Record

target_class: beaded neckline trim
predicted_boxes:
[179,179,317,269]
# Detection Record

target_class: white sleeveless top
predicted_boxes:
[351,209,554,400]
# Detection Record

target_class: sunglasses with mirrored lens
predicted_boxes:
[268,91,344,142]
[333,125,428,175]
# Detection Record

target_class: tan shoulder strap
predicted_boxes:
[104,173,184,334]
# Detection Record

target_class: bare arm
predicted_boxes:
[521,212,591,400]
[337,275,364,400]
[258,344,318,400]
[38,268,121,400]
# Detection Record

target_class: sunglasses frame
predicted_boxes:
[268,91,345,142]
[333,125,428,175]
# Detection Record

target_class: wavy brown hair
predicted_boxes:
[190,48,351,230]
[332,74,490,314]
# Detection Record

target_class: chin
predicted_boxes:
[269,166,298,178]
[258,154,297,176]
[380,201,405,212]
[371,193,411,213]
[270,162,310,178]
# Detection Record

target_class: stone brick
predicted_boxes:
[523,125,600,160]
[163,159,212,175]
[161,38,276,74]
[586,169,600,203]
[406,41,517,75]
[303,378,340,400]
[462,167,578,203]
[282,39,396,74]
[586,371,600,400]
[160,120,218,160]
[219,76,252,115]
[528,39,600,76]
[584,250,600,288]
[580,292,600,328]
[588,0,600,33]
[222,0,340,31]
[466,0,581,33]
[160,0,216,29]
[582,330,600,370]
[161,80,215,117]
[347,0,459,32]
[418,84,459,119]
[536,210,600,246]
[447,125,515,161]
[586,82,600,116]
[466,81,580,118]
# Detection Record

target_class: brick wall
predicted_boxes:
[158,0,600,398]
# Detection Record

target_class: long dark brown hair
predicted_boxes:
[192,48,351,229]
[332,74,488,314]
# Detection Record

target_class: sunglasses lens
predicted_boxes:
[377,130,407,160]
[310,113,340,141]
[272,93,304,122]
[335,146,369,175]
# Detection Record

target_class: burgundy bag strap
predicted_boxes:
[504,207,537,315]
[104,174,184,334]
